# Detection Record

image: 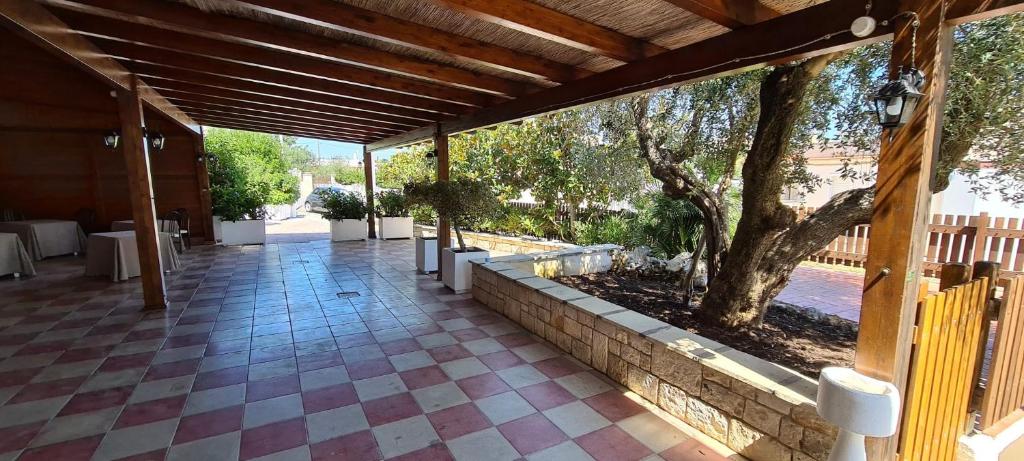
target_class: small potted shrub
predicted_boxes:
[213,185,268,245]
[320,189,368,241]
[375,190,414,239]
[406,179,498,292]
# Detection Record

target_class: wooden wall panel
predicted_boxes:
[0,27,209,240]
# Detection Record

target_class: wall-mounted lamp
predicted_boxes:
[425,149,438,159]
[103,131,120,149]
[144,130,166,151]
[872,67,925,130]
[196,154,205,163]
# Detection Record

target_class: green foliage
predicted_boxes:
[376,147,433,189]
[205,128,299,221]
[280,137,317,172]
[332,165,365,185]
[404,179,499,250]
[375,190,409,217]
[409,205,436,225]
[631,194,705,258]
[319,189,368,221]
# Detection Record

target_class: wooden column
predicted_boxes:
[117,75,167,309]
[854,1,952,459]
[193,130,215,243]
[364,145,377,239]
[435,126,451,281]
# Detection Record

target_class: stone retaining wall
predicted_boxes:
[414,224,573,255]
[471,259,837,461]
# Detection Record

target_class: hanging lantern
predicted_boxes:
[103,131,120,149]
[872,67,925,129]
[148,131,166,151]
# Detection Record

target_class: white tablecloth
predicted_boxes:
[0,233,36,277]
[0,220,86,261]
[111,219,180,234]
[84,231,180,281]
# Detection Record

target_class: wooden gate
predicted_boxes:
[979,275,1024,431]
[899,277,990,461]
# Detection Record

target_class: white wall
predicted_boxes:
[931,172,1023,217]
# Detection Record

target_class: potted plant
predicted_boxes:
[375,190,414,239]
[405,179,498,292]
[212,184,268,245]
[320,189,368,241]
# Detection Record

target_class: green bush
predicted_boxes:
[410,204,436,225]
[404,179,498,250]
[375,190,409,217]
[320,189,368,221]
[206,128,299,221]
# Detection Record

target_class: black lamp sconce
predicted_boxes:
[102,129,166,151]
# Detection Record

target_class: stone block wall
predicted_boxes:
[414,224,573,255]
[472,261,838,461]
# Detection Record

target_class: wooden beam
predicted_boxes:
[96,40,442,124]
[174,103,402,137]
[147,80,420,131]
[234,0,589,83]
[191,114,376,143]
[661,0,780,29]
[46,0,534,97]
[168,98,404,135]
[854,1,952,459]
[198,120,374,144]
[54,9,497,112]
[367,126,436,152]
[0,1,198,134]
[429,0,666,62]
[118,75,168,309]
[185,109,382,140]
[369,0,1024,148]
[120,59,435,126]
[364,146,376,239]
[435,125,451,282]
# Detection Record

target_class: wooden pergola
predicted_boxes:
[1,1,1022,458]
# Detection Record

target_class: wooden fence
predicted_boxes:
[899,276,991,461]
[978,274,1024,432]
[800,210,1024,279]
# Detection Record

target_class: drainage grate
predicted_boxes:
[337,291,361,299]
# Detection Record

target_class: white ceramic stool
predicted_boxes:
[816,367,900,461]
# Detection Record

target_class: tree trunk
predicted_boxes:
[700,55,843,327]
[453,223,466,251]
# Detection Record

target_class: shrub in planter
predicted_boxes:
[320,189,369,241]
[405,179,499,291]
[375,190,413,239]
[211,177,269,245]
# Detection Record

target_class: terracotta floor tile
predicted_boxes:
[576,425,653,461]
[361,392,422,426]
[426,402,492,441]
[309,430,380,461]
[498,412,567,455]
[239,417,307,460]
[172,405,244,445]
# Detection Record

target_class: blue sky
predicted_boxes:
[294,138,396,161]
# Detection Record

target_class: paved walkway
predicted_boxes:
[0,240,733,461]
[774,265,865,321]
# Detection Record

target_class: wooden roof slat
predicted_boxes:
[193,114,377,142]
[199,120,373,143]
[0,1,199,134]
[176,103,402,136]
[429,0,666,62]
[150,83,420,131]
[662,0,780,29]
[94,39,439,124]
[233,0,590,83]
[188,111,380,140]
[121,59,436,127]
[52,8,499,113]
[49,0,535,97]
[164,96,409,133]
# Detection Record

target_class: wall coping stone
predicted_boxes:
[517,276,561,291]
[539,285,591,303]
[568,296,623,317]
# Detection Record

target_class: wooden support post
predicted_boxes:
[364,145,377,239]
[971,211,990,263]
[435,126,451,281]
[939,262,971,290]
[854,1,952,459]
[118,75,168,309]
[194,129,214,243]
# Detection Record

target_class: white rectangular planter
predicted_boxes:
[212,216,223,243]
[442,247,489,293]
[220,219,266,245]
[330,219,366,241]
[376,216,414,240]
[416,237,439,273]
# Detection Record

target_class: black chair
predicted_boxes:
[173,208,192,250]
[0,208,24,222]
[161,210,185,253]
[74,208,96,234]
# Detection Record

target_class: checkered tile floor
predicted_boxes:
[0,240,730,461]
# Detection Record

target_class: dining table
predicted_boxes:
[110,219,180,234]
[84,231,180,282]
[0,233,36,277]
[0,219,87,261]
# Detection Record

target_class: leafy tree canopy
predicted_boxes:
[205,128,300,221]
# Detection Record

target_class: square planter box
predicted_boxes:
[212,216,223,243]
[220,219,265,245]
[442,247,489,293]
[415,236,453,273]
[330,219,366,241]
[377,216,414,239]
